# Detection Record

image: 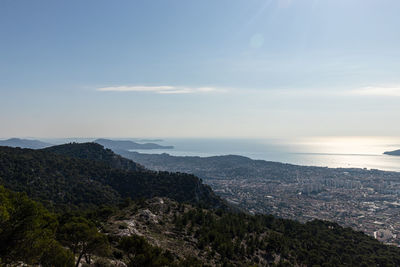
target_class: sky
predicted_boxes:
[1,0,400,138]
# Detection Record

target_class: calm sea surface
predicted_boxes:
[130,137,400,172]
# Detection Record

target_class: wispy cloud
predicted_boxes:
[97,85,400,97]
[97,85,226,94]
[349,86,400,97]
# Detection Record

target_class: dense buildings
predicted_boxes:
[123,151,400,246]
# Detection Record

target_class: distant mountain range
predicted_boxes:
[384,149,400,156]
[0,138,52,149]
[94,138,173,150]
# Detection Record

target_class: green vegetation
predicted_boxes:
[175,207,400,266]
[118,235,175,266]
[43,142,143,172]
[0,144,224,210]
[2,143,400,266]
[116,234,204,267]
[58,216,110,266]
[0,185,74,266]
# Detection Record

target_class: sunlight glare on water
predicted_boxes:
[131,136,400,172]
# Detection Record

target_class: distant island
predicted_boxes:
[0,138,52,149]
[94,138,173,150]
[384,149,400,156]
[138,138,164,142]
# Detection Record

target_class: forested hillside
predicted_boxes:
[0,145,224,210]
[3,184,400,267]
[43,142,144,172]
[0,186,74,266]
[2,143,400,266]
[105,198,400,266]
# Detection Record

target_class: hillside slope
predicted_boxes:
[0,144,224,210]
[43,142,144,172]
[104,197,400,266]
[2,145,400,266]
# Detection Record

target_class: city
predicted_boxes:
[123,151,400,246]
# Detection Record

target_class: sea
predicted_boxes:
[128,137,400,172]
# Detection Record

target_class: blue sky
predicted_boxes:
[1,0,400,138]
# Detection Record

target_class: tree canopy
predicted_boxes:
[0,185,74,266]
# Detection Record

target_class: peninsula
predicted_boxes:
[384,149,400,156]
[94,138,174,150]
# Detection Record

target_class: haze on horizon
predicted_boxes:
[1,0,400,139]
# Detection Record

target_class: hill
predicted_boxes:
[0,144,224,210]
[5,188,400,267]
[95,138,174,150]
[3,144,400,266]
[113,150,305,182]
[43,142,144,172]
[0,138,52,149]
[384,149,400,156]
[103,197,400,266]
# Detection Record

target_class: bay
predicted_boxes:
[130,136,400,172]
